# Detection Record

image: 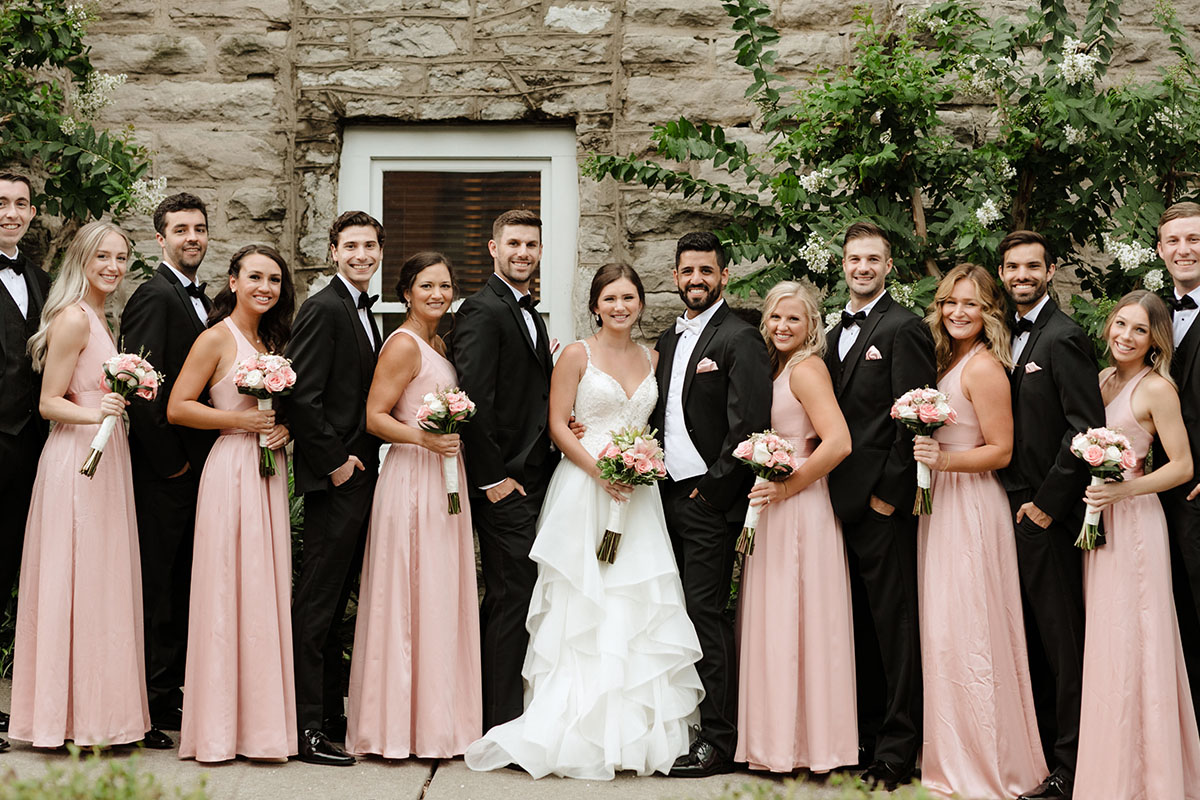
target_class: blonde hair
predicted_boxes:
[1102,290,1175,385]
[28,220,131,372]
[759,280,826,373]
[924,263,1014,375]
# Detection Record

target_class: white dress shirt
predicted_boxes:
[497,275,538,348]
[1010,294,1050,364]
[164,262,207,324]
[0,246,28,318]
[837,291,887,361]
[664,299,725,481]
[336,273,376,350]
[1173,286,1200,347]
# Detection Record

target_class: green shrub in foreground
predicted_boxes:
[0,748,207,800]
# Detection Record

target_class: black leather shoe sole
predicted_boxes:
[669,758,735,778]
[297,751,356,766]
[142,729,175,750]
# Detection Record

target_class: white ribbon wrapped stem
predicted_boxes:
[89,413,118,454]
[917,461,932,490]
[1084,474,1105,527]
[257,397,272,447]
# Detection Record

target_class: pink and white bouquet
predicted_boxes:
[1071,427,1136,550]
[234,352,297,477]
[732,430,800,557]
[594,426,667,563]
[890,387,958,515]
[80,352,163,478]
[416,387,477,514]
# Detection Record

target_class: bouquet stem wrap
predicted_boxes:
[443,454,461,514]
[913,461,933,515]
[1076,475,1106,550]
[735,475,770,557]
[80,414,119,478]
[597,497,627,564]
[257,397,277,477]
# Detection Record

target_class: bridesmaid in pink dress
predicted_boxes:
[167,245,297,762]
[1074,290,1200,799]
[346,252,481,758]
[735,280,856,773]
[11,221,151,748]
[913,264,1047,799]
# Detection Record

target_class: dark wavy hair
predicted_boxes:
[153,192,207,235]
[207,244,295,353]
[588,263,645,328]
[675,231,726,270]
[396,250,456,303]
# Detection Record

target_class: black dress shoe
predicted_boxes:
[141,728,175,749]
[297,729,356,766]
[323,714,347,742]
[0,737,10,753]
[669,738,734,778]
[150,707,183,731]
[860,759,915,791]
[0,710,8,732]
[1018,772,1072,800]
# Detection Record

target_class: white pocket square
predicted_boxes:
[865,345,882,361]
[1025,362,1042,373]
[696,357,719,374]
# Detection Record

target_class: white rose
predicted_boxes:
[429,398,447,416]
[1104,445,1121,464]
[898,405,919,420]
[751,439,771,465]
[244,369,264,389]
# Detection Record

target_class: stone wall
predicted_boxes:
[85,0,1200,335]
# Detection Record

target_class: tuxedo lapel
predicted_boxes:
[159,264,206,336]
[24,264,45,316]
[331,279,376,368]
[1011,301,1052,394]
[1177,315,1200,391]
[486,274,538,357]
[681,304,727,407]
[837,293,889,393]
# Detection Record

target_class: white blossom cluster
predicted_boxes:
[975,198,1002,227]
[1063,125,1087,145]
[1153,108,1185,137]
[1059,38,1099,86]
[880,129,893,145]
[962,57,1003,95]
[912,7,949,35]
[72,72,127,118]
[824,310,842,331]
[1143,268,1165,292]
[58,116,78,135]
[65,3,91,32]
[1102,232,1158,273]
[889,282,918,310]
[799,166,835,194]
[799,236,833,273]
[129,176,169,216]
[997,156,1017,181]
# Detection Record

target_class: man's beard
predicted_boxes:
[678,283,720,312]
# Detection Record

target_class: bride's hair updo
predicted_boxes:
[588,263,645,327]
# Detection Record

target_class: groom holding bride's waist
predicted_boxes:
[652,231,772,777]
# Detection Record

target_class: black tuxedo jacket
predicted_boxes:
[650,302,772,513]
[998,299,1104,525]
[448,273,554,490]
[286,277,382,495]
[823,292,936,523]
[0,254,50,436]
[120,263,216,477]
[1158,305,1200,504]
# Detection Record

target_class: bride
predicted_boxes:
[465,263,704,779]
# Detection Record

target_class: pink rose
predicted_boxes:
[281,366,297,386]
[448,396,469,414]
[634,456,653,474]
[136,386,155,400]
[415,405,431,423]
[264,371,289,393]
[733,441,753,459]
[1082,444,1105,467]
[917,403,940,424]
[1120,448,1138,471]
[622,452,636,467]
[599,443,620,460]
[142,372,159,390]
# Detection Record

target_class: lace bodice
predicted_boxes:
[575,341,658,457]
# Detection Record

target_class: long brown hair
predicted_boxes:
[924,263,1013,375]
[1102,290,1174,385]
[207,244,295,353]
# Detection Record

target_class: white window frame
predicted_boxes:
[338,125,579,345]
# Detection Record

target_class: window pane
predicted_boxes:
[380,170,541,304]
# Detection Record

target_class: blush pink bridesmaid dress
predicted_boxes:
[178,318,296,762]
[10,303,150,747]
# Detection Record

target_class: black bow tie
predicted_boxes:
[184,282,206,300]
[0,252,23,275]
[518,294,536,312]
[1012,317,1034,335]
[1168,294,1198,314]
[841,310,866,328]
[357,292,379,311]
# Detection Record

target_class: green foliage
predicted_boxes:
[585,0,1200,319]
[0,749,207,800]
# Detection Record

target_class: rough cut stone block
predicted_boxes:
[478,99,531,120]
[299,65,428,90]
[301,0,468,13]
[623,75,755,126]
[359,20,462,58]
[154,131,285,182]
[229,186,286,220]
[487,35,611,66]
[217,33,286,76]
[90,34,208,75]
[621,33,709,66]
[100,79,282,124]
[624,0,726,27]
[778,0,891,28]
[169,0,290,26]
[428,66,516,94]
[541,85,611,116]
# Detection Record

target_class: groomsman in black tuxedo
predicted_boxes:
[823,221,934,791]
[121,193,216,745]
[449,209,555,731]
[997,230,1103,800]
[1156,202,1200,716]
[0,172,49,751]
[288,210,383,766]
[650,231,771,777]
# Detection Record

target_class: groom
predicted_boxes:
[652,231,771,777]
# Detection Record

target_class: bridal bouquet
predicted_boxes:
[594,426,667,563]
[80,352,163,478]
[891,387,958,515]
[1071,427,1136,550]
[416,387,477,514]
[234,353,297,477]
[733,430,800,557]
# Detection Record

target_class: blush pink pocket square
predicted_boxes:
[865,345,883,361]
[1025,362,1042,373]
[696,357,719,374]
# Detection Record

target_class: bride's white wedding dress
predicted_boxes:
[465,342,703,779]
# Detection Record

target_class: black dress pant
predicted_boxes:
[1163,489,1200,718]
[842,507,922,769]
[0,419,42,618]
[1008,490,1084,778]
[293,468,375,733]
[661,476,740,759]
[133,463,201,718]
[472,463,553,732]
